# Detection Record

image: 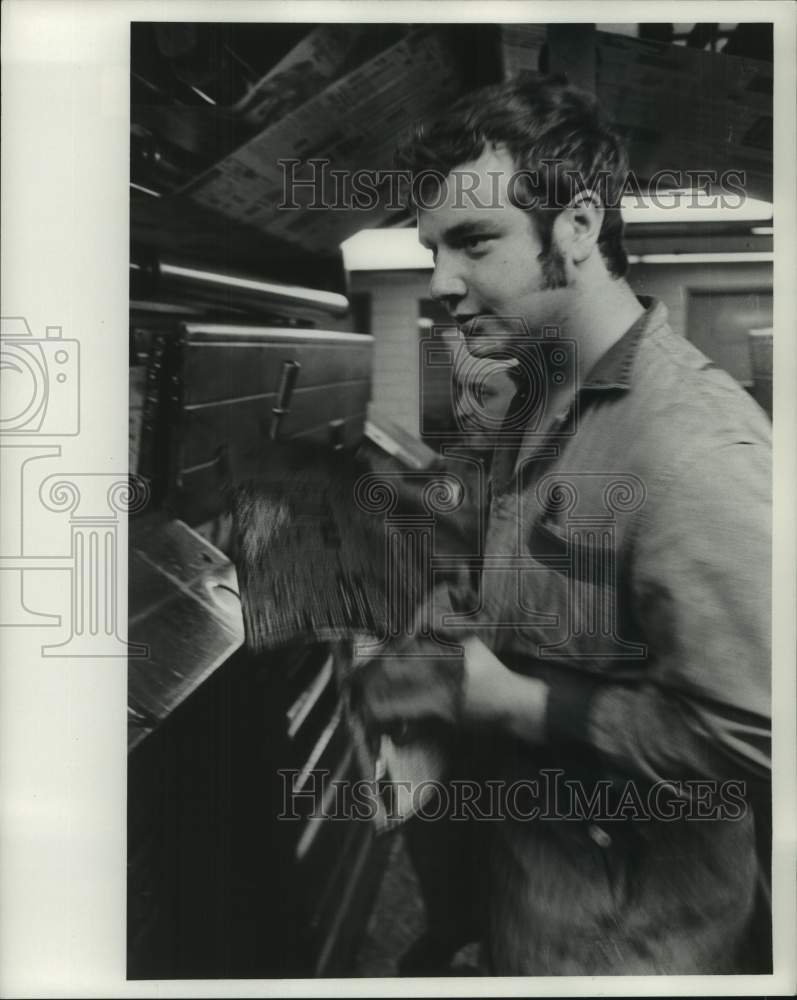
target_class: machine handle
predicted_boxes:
[269,360,301,440]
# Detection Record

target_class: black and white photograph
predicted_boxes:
[1,2,796,996]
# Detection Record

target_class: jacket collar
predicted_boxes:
[580,296,668,393]
[496,298,670,487]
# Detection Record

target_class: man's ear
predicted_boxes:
[554,189,604,265]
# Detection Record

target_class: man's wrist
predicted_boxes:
[502,671,550,744]
[461,637,549,741]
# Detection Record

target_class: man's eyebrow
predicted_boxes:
[443,221,500,243]
[419,220,499,251]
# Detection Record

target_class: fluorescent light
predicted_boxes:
[342,219,777,273]
[628,252,773,265]
[751,226,774,236]
[159,262,350,312]
[130,181,161,198]
[341,228,434,271]
[621,192,773,224]
[190,85,216,106]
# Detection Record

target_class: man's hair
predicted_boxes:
[395,73,630,278]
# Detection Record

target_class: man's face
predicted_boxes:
[418,145,572,358]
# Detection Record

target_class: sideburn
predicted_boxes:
[538,244,569,290]
[527,208,569,290]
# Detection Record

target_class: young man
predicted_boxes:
[359,74,772,975]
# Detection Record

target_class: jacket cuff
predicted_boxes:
[545,670,603,746]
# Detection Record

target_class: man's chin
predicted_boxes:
[463,336,519,360]
[460,315,530,358]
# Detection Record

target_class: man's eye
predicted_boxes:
[462,236,492,255]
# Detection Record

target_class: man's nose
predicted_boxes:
[429,254,467,311]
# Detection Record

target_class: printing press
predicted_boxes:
[127,254,411,978]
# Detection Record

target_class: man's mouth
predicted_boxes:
[457,314,522,356]
[456,314,485,339]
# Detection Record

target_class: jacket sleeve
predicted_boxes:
[545,439,772,787]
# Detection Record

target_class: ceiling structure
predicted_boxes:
[130,22,773,284]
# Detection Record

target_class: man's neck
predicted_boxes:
[564,277,646,383]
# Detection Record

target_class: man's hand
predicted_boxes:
[352,635,549,743]
[352,640,464,734]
